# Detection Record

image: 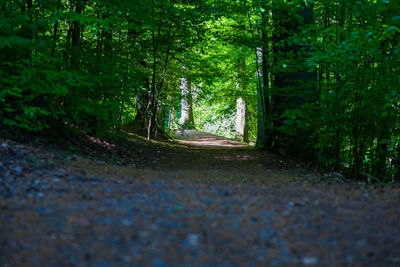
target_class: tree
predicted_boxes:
[180,74,195,128]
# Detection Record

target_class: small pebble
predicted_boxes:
[187,233,199,246]
[302,257,318,265]
[13,167,23,175]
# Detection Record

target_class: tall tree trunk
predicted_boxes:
[270,0,316,157]
[235,97,248,142]
[51,0,62,57]
[133,62,149,135]
[261,5,272,146]
[147,27,158,140]
[255,46,266,148]
[248,11,266,148]
[21,0,33,60]
[71,0,83,67]
[168,107,175,131]
[103,14,112,62]
[180,76,195,128]
[51,21,59,57]
[235,46,249,143]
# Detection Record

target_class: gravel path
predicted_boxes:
[1,132,400,266]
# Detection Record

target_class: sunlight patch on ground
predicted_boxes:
[214,154,258,161]
[175,130,249,148]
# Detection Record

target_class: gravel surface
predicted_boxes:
[1,132,400,266]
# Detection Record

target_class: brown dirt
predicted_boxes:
[1,131,400,266]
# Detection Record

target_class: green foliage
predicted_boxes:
[0,0,206,138]
[270,0,400,180]
[1,0,399,181]
[195,100,236,139]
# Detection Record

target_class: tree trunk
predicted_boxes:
[270,1,316,157]
[255,47,266,148]
[168,107,175,130]
[147,27,158,140]
[21,0,33,59]
[261,5,272,146]
[103,14,112,61]
[71,0,83,67]
[51,21,59,57]
[235,97,248,142]
[50,0,62,57]
[235,46,249,143]
[180,76,195,128]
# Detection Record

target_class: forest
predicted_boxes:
[2,1,400,265]
[1,0,399,181]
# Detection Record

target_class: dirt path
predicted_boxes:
[174,130,249,148]
[1,132,400,266]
